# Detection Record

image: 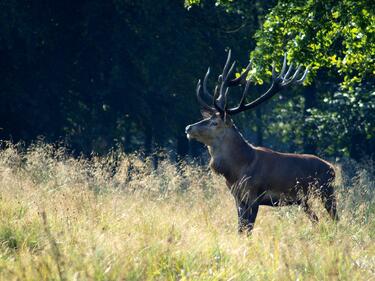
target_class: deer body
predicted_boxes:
[187,115,337,232]
[208,124,335,193]
[186,50,338,233]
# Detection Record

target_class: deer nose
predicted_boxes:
[185,125,192,134]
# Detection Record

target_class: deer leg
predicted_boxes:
[321,186,339,221]
[237,201,259,234]
[301,200,319,223]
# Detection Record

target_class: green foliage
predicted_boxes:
[251,0,375,159]
[189,0,374,86]
[307,87,375,158]
[252,0,374,87]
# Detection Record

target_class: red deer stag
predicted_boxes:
[185,50,338,233]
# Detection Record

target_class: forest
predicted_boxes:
[1,0,373,161]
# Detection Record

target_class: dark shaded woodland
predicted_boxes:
[0,0,374,161]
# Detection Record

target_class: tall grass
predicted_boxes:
[0,141,374,280]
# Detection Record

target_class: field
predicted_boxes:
[0,142,374,281]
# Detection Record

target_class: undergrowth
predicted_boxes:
[0,141,374,280]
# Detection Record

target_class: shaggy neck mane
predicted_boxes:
[208,125,255,184]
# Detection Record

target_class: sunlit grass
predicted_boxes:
[0,141,374,280]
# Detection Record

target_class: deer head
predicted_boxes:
[185,50,309,146]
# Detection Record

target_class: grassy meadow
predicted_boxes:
[0,142,374,280]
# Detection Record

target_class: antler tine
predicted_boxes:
[218,61,236,103]
[216,92,225,109]
[296,67,309,83]
[227,59,253,86]
[217,74,223,84]
[223,87,230,110]
[283,65,302,86]
[203,67,213,99]
[196,79,204,105]
[283,63,294,80]
[215,75,223,109]
[272,62,277,79]
[279,53,287,78]
[196,79,215,112]
[222,49,232,79]
[226,61,237,82]
[218,60,235,99]
[216,51,235,109]
[212,84,224,114]
[291,65,302,81]
[238,73,253,108]
[213,85,219,101]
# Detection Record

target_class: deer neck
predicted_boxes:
[208,126,255,184]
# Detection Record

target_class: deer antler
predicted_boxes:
[213,49,252,115]
[196,50,309,116]
[196,79,214,113]
[225,53,309,115]
[196,50,252,115]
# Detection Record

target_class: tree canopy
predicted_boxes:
[187,0,374,84]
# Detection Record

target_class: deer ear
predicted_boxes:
[201,109,213,118]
